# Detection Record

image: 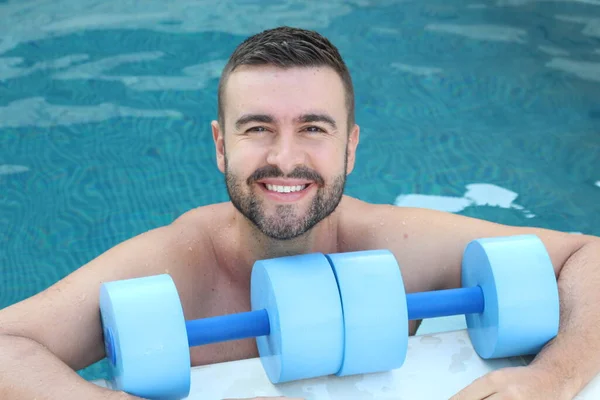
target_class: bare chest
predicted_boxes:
[187,279,259,367]
[185,275,419,370]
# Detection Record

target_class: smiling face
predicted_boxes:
[212,65,359,240]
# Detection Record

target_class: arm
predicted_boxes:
[361,204,599,397]
[528,238,600,396]
[0,334,136,400]
[0,216,212,400]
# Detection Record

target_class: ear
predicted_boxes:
[212,120,226,173]
[345,123,360,175]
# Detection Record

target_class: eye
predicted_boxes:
[304,126,325,133]
[247,126,268,133]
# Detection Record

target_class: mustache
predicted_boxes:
[247,165,325,186]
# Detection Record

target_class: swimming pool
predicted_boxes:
[1,0,599,382]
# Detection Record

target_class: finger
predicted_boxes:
[450,376,497,400]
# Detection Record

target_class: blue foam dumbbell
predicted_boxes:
[99,234,559,399]
[99,253,352,399]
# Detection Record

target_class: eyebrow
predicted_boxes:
[296,113,337,130]
[234,113,338,130]
[235,114,274,130]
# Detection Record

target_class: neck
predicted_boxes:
[225,205,341,282]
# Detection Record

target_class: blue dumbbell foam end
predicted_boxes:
[326,250,409,376]
[251,253,344,383]
[99,274,191,399]
[462,234,560,359]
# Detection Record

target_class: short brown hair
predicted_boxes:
[217,26,355,132]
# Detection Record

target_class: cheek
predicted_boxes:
[226,142,265,173]
[311,142,346,169]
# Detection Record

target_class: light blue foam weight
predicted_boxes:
[99,275,191,400]
[97,234,560,399]
[462,234,560,359]
[326,250,409,376]
[250,253,344,383]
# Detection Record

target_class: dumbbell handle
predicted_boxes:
[186,309,270,347]
[406,286,483,320]
[185,286,484,347]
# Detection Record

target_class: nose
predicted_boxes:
[265,133,307,175]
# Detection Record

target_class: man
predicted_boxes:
[0,26,598,400]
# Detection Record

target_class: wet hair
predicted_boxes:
[217,26,355,132]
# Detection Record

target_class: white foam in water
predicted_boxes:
[595,181,600,188]
[0,0,381,56]
[0,97,182,128]
[463,184,517,208]
[54,54,227,91]
[546,57,600,83]
[394,183,536,218]
[425,24,527,44]
[391,63,443,76]
[0,164,30,175]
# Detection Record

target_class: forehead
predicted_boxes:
[223,65,347,125]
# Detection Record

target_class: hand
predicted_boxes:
[450,365,574,400]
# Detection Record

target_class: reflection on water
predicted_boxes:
[394,183,535,218]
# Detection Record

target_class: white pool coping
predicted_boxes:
[93,329,600,399]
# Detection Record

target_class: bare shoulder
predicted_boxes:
[337,196,592,293]
[173,201,231,237]
[0,203,221,372]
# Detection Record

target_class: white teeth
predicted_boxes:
[265,184,307,193]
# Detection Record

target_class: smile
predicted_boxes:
[264,184,307,193]
[257,181,314,203]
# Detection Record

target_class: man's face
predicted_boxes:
[212,65,359,240]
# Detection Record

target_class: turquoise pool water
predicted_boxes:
[1,0,599,380]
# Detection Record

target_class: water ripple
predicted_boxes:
[53,53,227,91]
[425,23,528,43]
[546,57,600,83]
[555,15,600,38]
[0,0,380,56]
[0,164,30,175]
[0,54,89,81]
[0,97,182,128]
